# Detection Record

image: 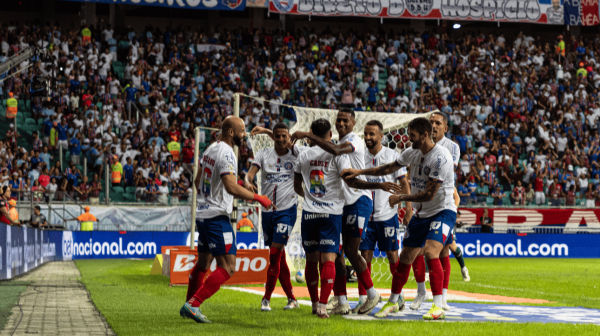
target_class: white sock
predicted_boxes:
[433,295,442,307]
[417,282,426,295]
[389,293,400,304]
[338,295,348,305]
[442,288,447,303]
[318,302,327,310]
[359,295,367,302]
[366,287,377,299]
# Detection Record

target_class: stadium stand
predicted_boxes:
[0,20,599,209]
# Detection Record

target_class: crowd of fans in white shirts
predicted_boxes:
[1,20,600,206]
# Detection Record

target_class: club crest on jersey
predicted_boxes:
[436,154,447,169]
[284,162,293,170]
[424,166,431,175]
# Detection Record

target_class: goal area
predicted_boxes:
[243,94,434,283]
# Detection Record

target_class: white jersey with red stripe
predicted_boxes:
[339,132,372,206]
[252,145,309,213]
[437,136,460,168]
[396,144,456,218]
[196,141,237,219]
[365,147,407,222]
[294,146,350,215]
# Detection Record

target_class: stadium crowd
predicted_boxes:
[0,20,600,206]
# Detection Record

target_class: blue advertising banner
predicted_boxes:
[0,225,58,280]
[59,0,246,11]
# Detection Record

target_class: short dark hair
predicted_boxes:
[365,120,383,131]
[35,205,41,211]
[431,111,448,125]
[408,118,433,137]
[272,122,289,132]
[339,107,355,119]
[311,118,331,138]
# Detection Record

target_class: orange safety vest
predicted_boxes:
[6,98,17,119]
[111,163,122,183]
[170,149,180,161]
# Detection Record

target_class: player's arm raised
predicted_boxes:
[293,173,305,198]
[340,161,404,179]
[291,131,354,156]
[251,126,295,150]
[389,179,441,206]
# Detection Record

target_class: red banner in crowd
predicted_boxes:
[458,208,600,228]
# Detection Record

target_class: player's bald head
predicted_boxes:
[222,116,245,134]
[222,116,246,147]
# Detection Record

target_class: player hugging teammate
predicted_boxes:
[182,112,466,322]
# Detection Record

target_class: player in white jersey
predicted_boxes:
[342,118,457,320]
[410,111,470,310]
[245,123,303,311]
[180,117,276,324]
[292,108,382,315]
[354,120,413,314]
[293,119,402,318]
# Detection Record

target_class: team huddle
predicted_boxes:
[180,110,470,323]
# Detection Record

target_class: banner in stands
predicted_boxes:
[38,205,191,231]
[458,208,600,228]
[269,0,600,25]
[169,248,269,285]
[195,44,227,53]
[59,0,246,11]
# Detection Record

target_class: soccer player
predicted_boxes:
[294,119,401,318]
[180,117,276,323]
[410,112,471,311]
[341,118,456,320]
[355,120,413,314]
[291,108,381,315]
[244,122,302,311]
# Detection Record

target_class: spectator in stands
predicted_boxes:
[480,208,493,233]
[28,205,48,229]
[476,179,490,204]
[88,174,102,204]
[491,185,505,206]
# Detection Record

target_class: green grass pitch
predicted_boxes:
[76,258,600,336]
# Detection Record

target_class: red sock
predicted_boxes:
[389,260,399,276]
[356,268,374,295]
[391,262,411,295]
[319,261,336,304]
[358,262,372,296]
[189,267,230,307]
[186,263,207,302]
[412,254,426,283]
[263,247,282,301]
[305,261,319,303]
[440,255,451,290]
[278,250,295,300]
[333,274,347,297]
[426,258,444,296]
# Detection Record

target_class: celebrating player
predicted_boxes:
[356,120,413,314]
[291,108,381,315]
[180,117,276,323]
[245,122,303,311]
[341,118,457,320]
[410,111,471,311]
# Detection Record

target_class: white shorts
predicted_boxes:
[534,191,546,205]
[58,140,68,149]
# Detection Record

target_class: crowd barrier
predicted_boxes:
[2,223,599,281]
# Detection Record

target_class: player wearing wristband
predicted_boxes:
[294,119,402,319]
[180,117,276,324]
[355,120,412,315]
[291,109,381,316]
[245,123,304,311]
[341,118,456,320]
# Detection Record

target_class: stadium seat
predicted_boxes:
[112,186,125,195]
[126,186,136,194]
[486,197,494,205]
[25,118,36,125]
